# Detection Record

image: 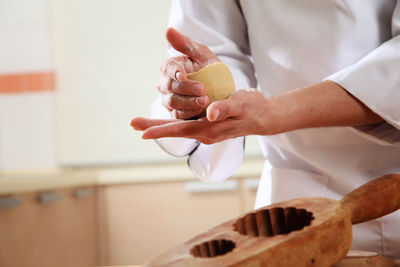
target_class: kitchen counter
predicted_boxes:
[0,157,265,195]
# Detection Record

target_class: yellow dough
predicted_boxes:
[187,62,235,105]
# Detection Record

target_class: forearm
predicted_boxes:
[132,81,386,143]
[266,80,384,134]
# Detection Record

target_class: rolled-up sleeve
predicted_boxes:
[151,0,257,181]
[325,2,400,145]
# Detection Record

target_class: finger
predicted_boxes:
[142,117,239,142]
[206,97,242,122]
[156,75,172,94]
[142,120,211,139]
[166,28,217,65]
[162,94,209,110]
[170,79,205,96]
[159,76,205,96]
[130,117,178,131]
[161,58,187,82]
[171,109,204,120]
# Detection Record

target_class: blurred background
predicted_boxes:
[0,0,263,266]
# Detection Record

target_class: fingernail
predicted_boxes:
[175,71,182,81]
[196,96,206,106]
[212,109,220,121]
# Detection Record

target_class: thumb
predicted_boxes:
[166,28,216,64]
[206,98,240,122]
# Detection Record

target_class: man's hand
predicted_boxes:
[159,28,219,119]
[132,89,277,144]
[132,81,385,144]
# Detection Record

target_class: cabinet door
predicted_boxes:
[0,187,98,267]
[242,178,260,212]
[0,194,30,267]
[100,181,241,265]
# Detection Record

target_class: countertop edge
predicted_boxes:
[0,157,265,195]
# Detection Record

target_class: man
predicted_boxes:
[132,0,400,258]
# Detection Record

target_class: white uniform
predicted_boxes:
[151,0,400,258]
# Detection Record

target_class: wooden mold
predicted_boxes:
[146,174,400,267]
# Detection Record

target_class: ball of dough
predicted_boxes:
[187,62,235,105]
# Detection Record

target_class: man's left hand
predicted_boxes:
[131,89,275,144]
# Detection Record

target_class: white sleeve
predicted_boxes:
[325,2,400,145]
[151,0,257,181]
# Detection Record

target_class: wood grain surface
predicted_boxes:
[146,198,352,266]
[340,174,400,224]
[146,174,400,267]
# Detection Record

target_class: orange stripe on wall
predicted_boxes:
[0,71,55,94]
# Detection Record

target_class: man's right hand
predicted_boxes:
[157,28,219,119]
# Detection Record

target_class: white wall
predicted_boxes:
[51,0,176,165]
[51,0,262,166]
[0,0,262,170]
[0,0,57,170]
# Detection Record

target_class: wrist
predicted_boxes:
[259,80,384,136]
[263,93,302,135]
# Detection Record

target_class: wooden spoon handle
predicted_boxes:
[339,174,400,224]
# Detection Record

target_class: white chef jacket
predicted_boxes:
[151,0,400,258]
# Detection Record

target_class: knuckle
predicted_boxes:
[188,96,197,106]
[162,60,177,76]
[161,58,175,73]
[174,110,187,119]
[162,94,173,109]
[158,76,172,93]
[168,95,175,107]
[170,80,181,93]
[183,43,194,55]
[172,60,183,71]
[169,94,180,108]
[164,77,172,93]
[165,63,174,77]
